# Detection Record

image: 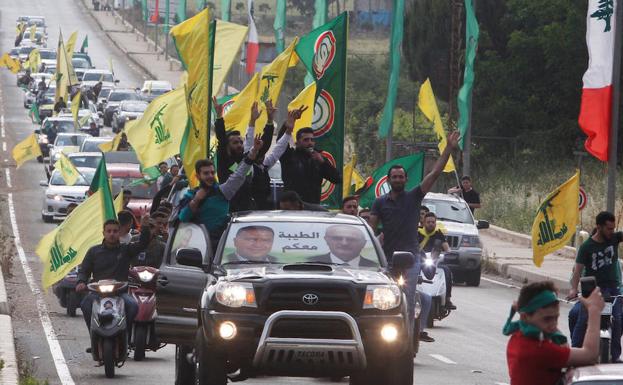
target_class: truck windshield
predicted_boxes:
[219,222,380,268]
[422,199,474,224]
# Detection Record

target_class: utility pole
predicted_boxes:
[607,0,622,212]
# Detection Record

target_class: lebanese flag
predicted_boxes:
[578,0,617,162]
[246,0,259,74]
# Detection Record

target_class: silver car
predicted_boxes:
[112,100,148,132]
[421,193,489,287]
[40,168,94,222]
[565,363,623,384]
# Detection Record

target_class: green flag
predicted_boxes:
[273,0,286,53]
[304,0,328,86]
[88,158,116,220]
[295,13,348,208]
[176,0,187,22]
[29,102,40,124]
[221,0,231,21]
[378,0,405,138]
[141,0,149,21]
[457,0,479,150]
[80,35,88,53]
[359,153,425,209]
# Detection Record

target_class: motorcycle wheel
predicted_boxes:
[66,291,79,317]
[103,338,115,378]
[134,325,147,361]
[195,329,227,385]
[600,337,611,363]
[175,344,195,385]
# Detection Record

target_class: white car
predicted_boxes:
[40,167,94,222]
[421,193,489,287]
[140,80,172,101]
[67,152,103,169]
[79,137,113,153]
[81,69,117,89]
[48,133,91,166]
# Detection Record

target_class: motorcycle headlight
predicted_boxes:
[424,258,435,267]
[215,282,256,308]
[137,270,154,282]
[363,285,401,310]
[461,235,481,247]
[98,284,115,293]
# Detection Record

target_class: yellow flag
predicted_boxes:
[180,83,203,188]
[213,21,248,96]
[12,133,42,167]
[531,171,580,267]
[223,73,259,135]
[54,153,80,186]
[254,39,298,132]
[65,31,78,57]
[114,189,124,213]
[16,22,25,36]
[108,57,114,75]
[343,155,356,197]
[418,79,456,173]
[352,168,365,192]
[125,87,188,167]
[71,90,81,127]
[55,31,79,103]
[1,53,21,74]
[98,131,123,153]
[287,81,316,138]
[28,48,41,73]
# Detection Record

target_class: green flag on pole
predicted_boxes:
[457,0,479,150]
[80,35,88,53]
[88,158,117,221]
[29,102,40,124]
[273,0,286,53]
[304,0,328,86]
[141,0,149,21]
[378,0,405,138]
[295,12,348,208]
[359,152,425,209]
[176,0,187,22]
[221,0,231,21]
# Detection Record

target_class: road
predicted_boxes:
[0,1,571,384]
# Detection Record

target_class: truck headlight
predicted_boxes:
[215,282,257,308]
[461,235,481,247]
[363,285,401,310]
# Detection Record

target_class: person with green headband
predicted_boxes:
[505,281,603,385]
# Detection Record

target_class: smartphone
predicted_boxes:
[580,276,597,298]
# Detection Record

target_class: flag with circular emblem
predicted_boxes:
[294,12,347,208]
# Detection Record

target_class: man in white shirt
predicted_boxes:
[311,225,378,267]
[118,210,134,244]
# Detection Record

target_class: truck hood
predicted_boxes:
[223,264,393,285]
[437,220,479,236]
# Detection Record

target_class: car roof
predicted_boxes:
[142,80,172,89]
[120,100,148,105]
[231,211,367,225]
[83,69,112,74]
[571,364,623,381]
[44,116,73,122]
[83,137,112,142]
[423,192,468,204]
[57,133,90,137]
[68,152,102,157]
[103,151,139,164]
[111,88,137,94]
[108,165,142,177]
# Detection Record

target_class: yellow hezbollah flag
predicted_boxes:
[223,73,259,135]
[213,21,248,96]
[343,155,356,197]
[12,133,42,167]
[531,171,580,267]
[65,31,78,56]
[98,130,123,153]
[0,53,21,74]
[29,25,37,41]
[418,79,456,173]
[27,48,41,73]
[180,83,203,188]
[54,152,80,186]
[125,87,188,168]
[287,81,316,138]
[254,39,298,132]
[71,90,81,127]
[114,190,124,214]
[55,31,79,103]
[352,168,365,192]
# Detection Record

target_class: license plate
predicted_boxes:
[602,302,613,315]
[295,351,326,361]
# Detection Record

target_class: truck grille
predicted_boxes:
[447,235,460,249]
[270,318,353,339]
[263,285,355,312]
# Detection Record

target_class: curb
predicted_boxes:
[0,315,18,385]
[487,259,571,295]
[0,270,7,316]
[483,224,577,259]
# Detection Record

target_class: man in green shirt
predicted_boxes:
[568,211,623,361]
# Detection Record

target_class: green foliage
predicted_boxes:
[19,376,49,385]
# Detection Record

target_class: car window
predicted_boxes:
[219,222,380,268]
[422,199,474,224]
[19,46,35,55]
[71,58,89,69]
[81,140,107,152]
[55,135,86,147]
[122,103,147,112]
[170,223,209,265]
[69,155,101,168]
[99,88,112,99]
[39,51,55,60]
[83,73,113,82]
[109,92,139,102]
[111,177,158,199]
[50,170,93,186]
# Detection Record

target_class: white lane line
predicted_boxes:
[1,115,5,138]
[496,382,510,385]
[8,193,76,385]
[482,276,520,289]
[5,168,11,188]
[2,142,6,152]
[429,354,457,365]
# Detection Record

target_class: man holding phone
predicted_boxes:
[567,211,623,361]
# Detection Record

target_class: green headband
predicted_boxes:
[502,290,567,345]
[518,290,559,313]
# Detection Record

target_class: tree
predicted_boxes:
[591,0,614,32]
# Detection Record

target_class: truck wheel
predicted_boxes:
[350,345,414,385]
[103,338,115,378]
[465,269,481,287]
[175,344,195,385]
[195,329,227,385]
[66,291,79,317]
[134,324,147,361]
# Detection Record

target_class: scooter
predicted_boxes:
[419,245,456,327]
[88,280,129,378]
[53,266,84,317]
[128,265,164,361]
[598,293,622,363]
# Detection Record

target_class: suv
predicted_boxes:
[103,89,142,127]
[421,193,489,286]
[157,211,414,385]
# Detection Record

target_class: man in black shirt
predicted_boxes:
[449,176,481,214]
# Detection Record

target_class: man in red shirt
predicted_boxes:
[504,281,603,385]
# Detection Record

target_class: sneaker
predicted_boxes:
[446,300,457,310]
[419,332,435,342]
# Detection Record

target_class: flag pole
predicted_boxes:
[207,19,216,158]
[607,0,622,213]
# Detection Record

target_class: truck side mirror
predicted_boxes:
[391,251,414,271]
[476,220,490,230]
[176,248,203,268]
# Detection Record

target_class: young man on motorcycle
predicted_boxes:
[417,212,456,310]
[505,281,603,385]
[567,211,623,361]
[76,217,152,346]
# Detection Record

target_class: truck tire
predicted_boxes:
[103,338,115,378]
[195,329,227,385]
[465,268,481,287]
[350,344,414,385]
[134,324,147,361]
[175,345,195,385]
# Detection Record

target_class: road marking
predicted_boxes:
[5,168,11,188]
[482,276,520,289]
[1,115,5,138]
[8,193,76,385]
[2,142,5,152]
[496,382,510,385]
[429,354,457,365]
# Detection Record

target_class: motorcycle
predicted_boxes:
[419,244,456,328]
[87,280,129,378]
[598,294,622,363]
[53,266,84,317]
[128,265,164,361]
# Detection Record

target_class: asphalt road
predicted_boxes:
[0,1,573,384]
